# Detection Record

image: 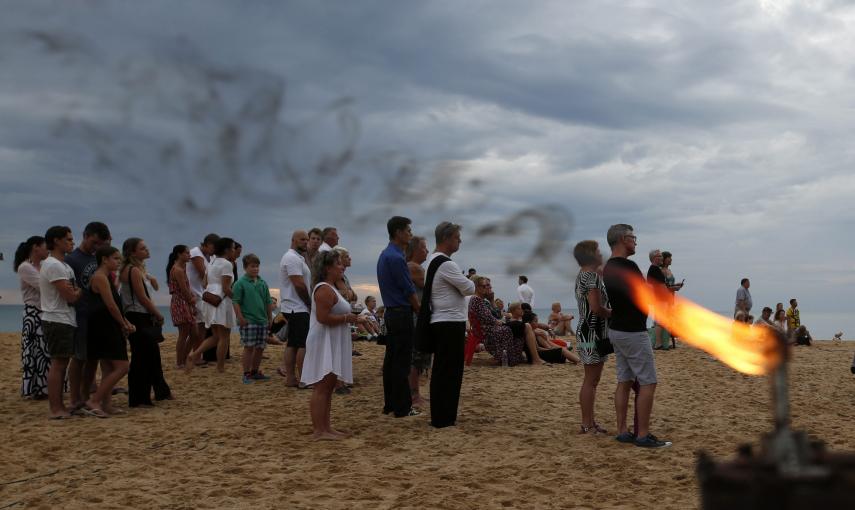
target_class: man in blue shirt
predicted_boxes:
[376,216,421,417]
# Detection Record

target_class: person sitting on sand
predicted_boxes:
[773,309,787,332]
[754,307,775,329]
[548,302,574,336]
[514,303,579,364]
[468,278,547,366]
[357,296,382,339]
[786,299,813,346]
[493,298,507,320]
[301,250,368,440]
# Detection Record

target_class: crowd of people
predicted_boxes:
[13,218,837,447]
[734,279,813,346]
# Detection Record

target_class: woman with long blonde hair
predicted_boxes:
[120,238,172,407]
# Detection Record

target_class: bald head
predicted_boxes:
[291,230,308,253]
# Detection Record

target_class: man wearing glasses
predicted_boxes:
[603,224,671,449]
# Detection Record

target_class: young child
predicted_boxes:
[232,254,275,384]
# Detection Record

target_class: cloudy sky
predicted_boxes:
[1,1,853,335]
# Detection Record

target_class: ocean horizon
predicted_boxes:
[0,304,851,341]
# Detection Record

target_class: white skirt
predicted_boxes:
[203,296,236,329]
[300,322,353,385]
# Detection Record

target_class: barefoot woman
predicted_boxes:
[301,250,367,440]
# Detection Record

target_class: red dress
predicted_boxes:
[169,272,195,326]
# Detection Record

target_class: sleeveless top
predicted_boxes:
[121,267,154,314]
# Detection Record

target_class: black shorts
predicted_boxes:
[285,312,310,349]
[44,321,76,358]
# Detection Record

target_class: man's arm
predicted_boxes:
[408,262,425,290]
[389,256,419,311]
[442,262,476,296]
[51,279,81,304]
[289,275,311,307]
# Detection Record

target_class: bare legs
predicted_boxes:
[175,323,193,368]
[47,357,71,418]
[85,360,129,413]
[615,380,656,437]
[579,362,604,428]
[67,357,84,408]
[309,373,350,440]
[242,347,264,374]
[523,324,546,364]
[186,325,231,373]
[283,347,305,387]
[409,366,428,407]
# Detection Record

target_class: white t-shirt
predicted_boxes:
[428,253,475,323]
[39,255,77,326]
[359,308,379,324]
[18,261,42,307]
[280,248,311,313]
[518,283,535,307]
[318,242,333,253]
[204,258,234,296]
[187,246,213,297]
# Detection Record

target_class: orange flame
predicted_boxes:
[626,274,783,375]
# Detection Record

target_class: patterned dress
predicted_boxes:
[169,269,195,326]
[575,270,610,365]
[468,296,525,366]
[18,262,50,398]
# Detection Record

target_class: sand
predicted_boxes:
[0,332,853,510]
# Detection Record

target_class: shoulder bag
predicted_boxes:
[413,255,451,354]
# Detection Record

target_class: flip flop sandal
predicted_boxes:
[80,407,109,419]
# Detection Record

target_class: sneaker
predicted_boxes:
[396,408,421,418]
[242,374,253,385]
[615,432,636,443]
[634,434,672,448]
[251,372,271,381]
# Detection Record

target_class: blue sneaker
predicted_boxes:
[634,434,672,448]
[242,374,253,384]
[251,372,271,381]
[615,432,636,443]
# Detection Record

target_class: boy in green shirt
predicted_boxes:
[232,254,275,383]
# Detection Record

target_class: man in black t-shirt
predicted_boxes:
[65,221,112,409]
[603,224,671,449]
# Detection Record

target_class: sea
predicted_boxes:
[0,304,852,341]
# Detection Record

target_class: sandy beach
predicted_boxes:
[1,332,853,509]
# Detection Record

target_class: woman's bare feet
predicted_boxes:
[184,352,195,374]
[330,428,352,437]
[411,395,429,408]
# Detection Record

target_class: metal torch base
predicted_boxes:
[697,431,855,510]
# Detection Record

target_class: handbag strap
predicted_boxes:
[128,266,151,312]
[417,254,450,326]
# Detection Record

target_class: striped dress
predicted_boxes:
[574,270,610,365]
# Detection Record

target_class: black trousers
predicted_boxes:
[383,308,414,416]
[126,312,171,406]
[429,321,466,428]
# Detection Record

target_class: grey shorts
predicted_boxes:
[609,328,657,386]
[44,321,76,359]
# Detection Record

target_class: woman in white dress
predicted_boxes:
[187,237,236,373]
[301,250,367,440]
